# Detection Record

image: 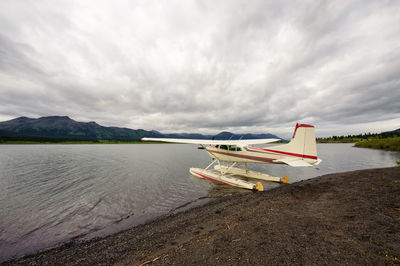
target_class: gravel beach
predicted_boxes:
[5,167,400,265]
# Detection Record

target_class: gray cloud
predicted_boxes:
[0,0,399,137]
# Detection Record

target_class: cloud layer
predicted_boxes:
[0,0,399,137]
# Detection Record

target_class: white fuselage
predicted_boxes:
[205,144,319,165]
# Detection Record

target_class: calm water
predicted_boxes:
[0,143,398,261]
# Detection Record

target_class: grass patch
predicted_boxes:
[354,137,400,152]
[380,249,399,263]
[388,182,399,191]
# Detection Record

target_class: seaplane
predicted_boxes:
[142,123,321,192]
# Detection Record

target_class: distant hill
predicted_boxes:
[213,131,279,140]
[162,133,213,139]
[0,116,163,141]
[162,131,281,140]
[0,116,282,141]
[383,128,400,134]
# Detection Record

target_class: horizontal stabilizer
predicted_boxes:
[273,157,313,167]
[141,137,280,145]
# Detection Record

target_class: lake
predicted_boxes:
[0,143,398,262]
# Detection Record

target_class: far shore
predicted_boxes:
[5,167,400,265]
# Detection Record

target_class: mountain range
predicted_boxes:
[0,116,281,141]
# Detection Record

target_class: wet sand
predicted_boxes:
[5,167,400,265]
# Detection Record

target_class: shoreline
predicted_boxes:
[4,167,400,265]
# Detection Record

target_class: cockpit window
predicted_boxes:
[215,145,241,151]
[228,145,241,151]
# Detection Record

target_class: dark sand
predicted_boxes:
[5,167,400,265]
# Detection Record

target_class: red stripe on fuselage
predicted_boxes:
[208,149,276,163]
[247,147,318,160]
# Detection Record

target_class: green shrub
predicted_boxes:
[354,137,400,151]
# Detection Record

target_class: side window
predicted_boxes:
[220,145,228,150]
[228,145,242,151]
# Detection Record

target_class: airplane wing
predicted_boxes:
[141,137,280,145]
[273,157,313,167]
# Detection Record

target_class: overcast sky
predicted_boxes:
[0,0,399,138]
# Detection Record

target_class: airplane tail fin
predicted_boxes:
[272,123,320,165]
[289,123,318,158]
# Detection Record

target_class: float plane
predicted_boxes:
[142,123,321,191]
